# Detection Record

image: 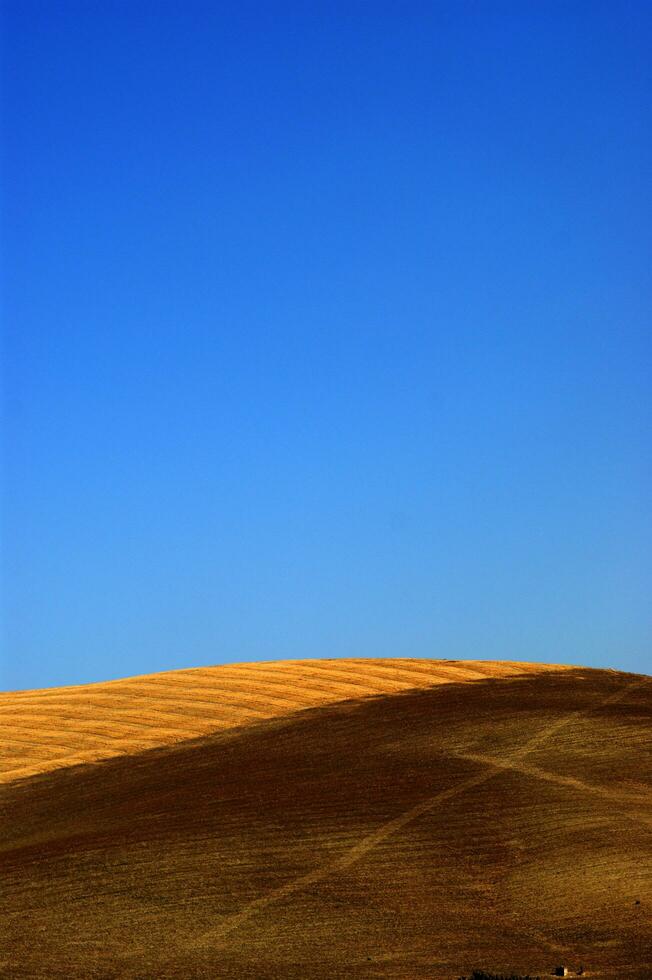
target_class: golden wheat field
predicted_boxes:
[0,658,564,784]
[1,659,651,979]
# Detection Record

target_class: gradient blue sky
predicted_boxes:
[2,1,651,690]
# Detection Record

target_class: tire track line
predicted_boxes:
[453,751,652,828]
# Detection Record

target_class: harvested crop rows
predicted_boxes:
[0,658,564,783]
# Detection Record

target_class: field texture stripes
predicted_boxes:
[0,659,567,783]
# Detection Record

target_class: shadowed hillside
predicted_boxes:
[1,661,650,978]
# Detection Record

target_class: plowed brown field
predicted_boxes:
[1,659,650,979]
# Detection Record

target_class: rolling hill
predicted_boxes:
[1,659,650,978]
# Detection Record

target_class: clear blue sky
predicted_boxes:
[1,1,650,690]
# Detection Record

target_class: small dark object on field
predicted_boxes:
[458,972,542,980]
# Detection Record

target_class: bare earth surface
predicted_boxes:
[1,659,651,978]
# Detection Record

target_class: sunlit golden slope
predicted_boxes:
[0,659,567,782]
[0,662,650,979]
